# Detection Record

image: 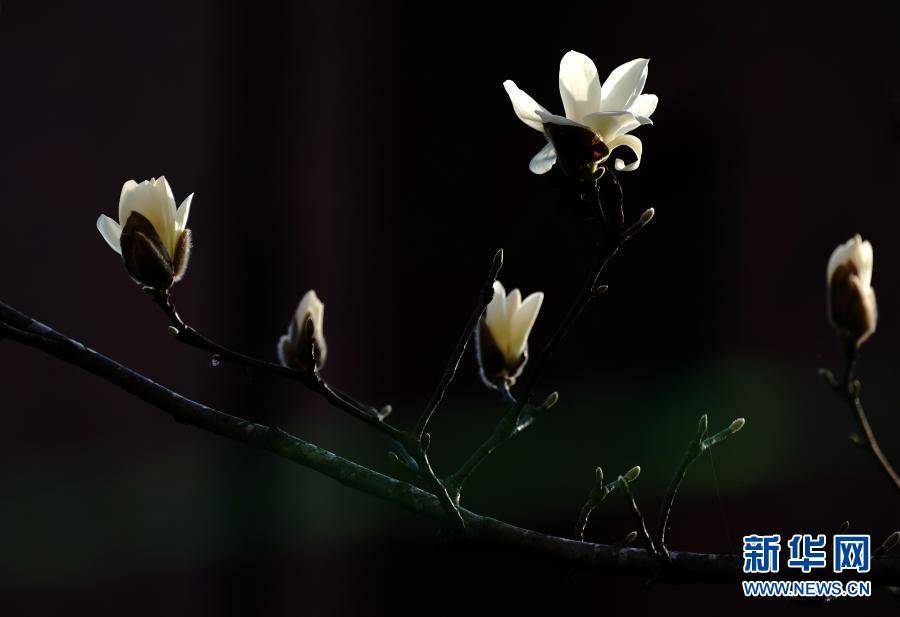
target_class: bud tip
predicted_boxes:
[542,391,559,409]
[624,465,641,482]
[729,417,745,433]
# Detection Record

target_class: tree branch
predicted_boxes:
[149,288,398,440]
[2,300,899,585]
[512,206,654,416]
[0,302,900,585]
[655,415,745,560]
[414,248,504,439]
[820,341,900,494]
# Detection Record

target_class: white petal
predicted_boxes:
[176,193,194,231]
[153,176,178,219]
[509,291,544,359]
[600,59,649,112]
[535,110,590,129]
[856,240,874,289]
[118,178,176,257]
[503,80,549,132]
[504,288,523,361]
[558,50,603,122]
[630,93,658,118]
[485,281,509,353]
[505,289,522,327]
[606,134,643,171]
[865,286,878,332]
[827,235,874,288]
[582,111,652,142]
[96,214,122,254]
[529,142,557,174]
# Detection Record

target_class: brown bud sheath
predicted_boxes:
[172,229,192,283]
[829,261,877,346]
[475,318,527,385]
[119,211,176,290]
[277,308,327,372]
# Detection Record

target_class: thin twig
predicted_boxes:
[512,206,653,416]
[821,341,900,493]
[414,248,503,439]
[618,476,659,558]
[3,300,899,585]
[150,288,396,437]
[149,290,465,529]
[655,415,745,560]
[448,208,652,498]
[446,397,521,498]
[574,466,638,541]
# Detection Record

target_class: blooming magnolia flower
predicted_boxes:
[96,177,193,290]
[827,234,877,346]
[278,290,327,371]
[476,281,544,385]
[504,51,656,175]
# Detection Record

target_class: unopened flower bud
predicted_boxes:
[96,177,193,290]
[624,465,641,482]
[475,281,544,386]
[277,290,327,371]
[729,418,745,433]
[827,235,877,347]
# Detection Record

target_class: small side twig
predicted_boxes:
[618,475,659,558]
[655,414,745,560]
[414,248,504,440]
[150,288,394,437]
[574,465,640,541]
[512,207,654,417]
[446,387,558,499]
[820,340,900,494]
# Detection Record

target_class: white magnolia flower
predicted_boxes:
[504,51,657,174]
[476,281,544,384]
[96,177,193,289]
[827,234,877,346]
[278,290,327,371]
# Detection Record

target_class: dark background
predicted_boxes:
[1,0,899,614]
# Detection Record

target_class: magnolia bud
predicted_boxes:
[277,290,327,371]
[623,466,641,482]
[827,235,877,347]
[96,177,193,291]
[475,281,544,386]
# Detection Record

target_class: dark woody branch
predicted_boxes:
[2,300,899,586]
[654,414,744,560]
[149,287,396,439]
[146,249,509,530]
[153,289,466,530]
[510,209,651,416]
[448,200,653,500]
[414,248,504,440]
[820,341,900,494]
